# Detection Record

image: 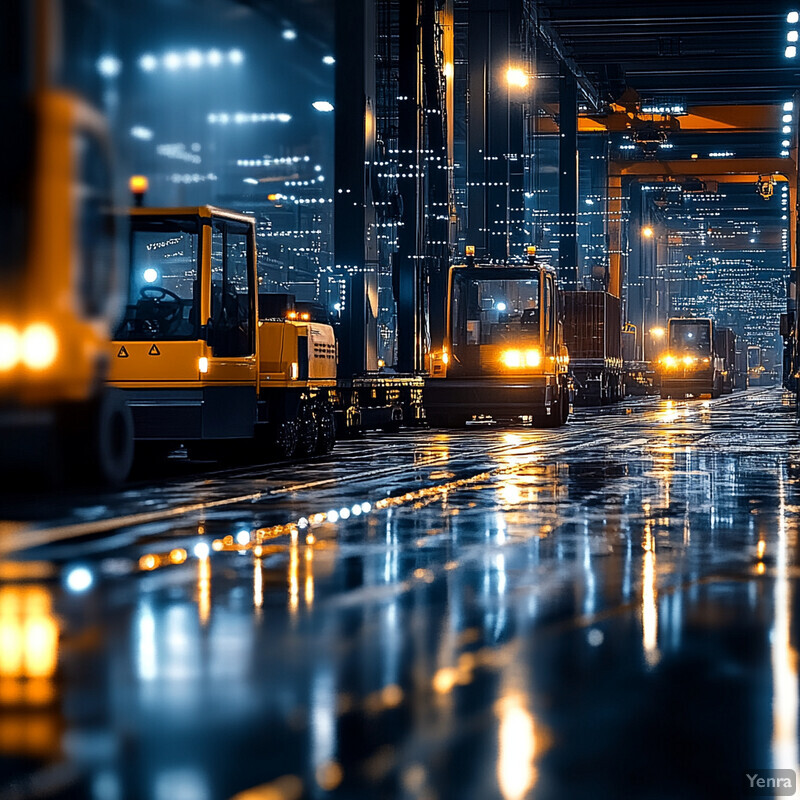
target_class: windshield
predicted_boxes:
[115,217,200,341]
[451,270,540,352]
[669,320,712,355]
[0,1,34,286]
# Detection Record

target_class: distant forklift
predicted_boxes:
[714,327,738,393]
[0,0,134,485]
[657,318,723,398]
[110,205,337,461]
[425,248,571,427]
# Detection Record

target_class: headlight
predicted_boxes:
[502,349,541,369]
[662,355,677,368]
[21,323,58,370]
[0,324,20,371]
[524,349,541,367]
[682,355,695,367]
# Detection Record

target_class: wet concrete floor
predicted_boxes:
[0,388,798,799]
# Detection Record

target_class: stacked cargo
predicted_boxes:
[562,291,623,405]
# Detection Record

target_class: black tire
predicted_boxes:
[315,403,336,454]
[537,389,566,428]
[272,419,298,460]
[297,402,319,456]
[63,390,134,487]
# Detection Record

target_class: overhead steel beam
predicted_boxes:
[528,3,602,110]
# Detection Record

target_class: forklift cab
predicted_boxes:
[436,264,562,377]
[110,206,259,441]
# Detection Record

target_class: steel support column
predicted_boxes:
[558,66,579,290]
[334,0,378,375]
[607,173,624,299]
[395,0,423,373]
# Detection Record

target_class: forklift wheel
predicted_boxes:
[271,419,298,460]
[315,404,336,454]
[63,389,135,487]
[297,403,319,457]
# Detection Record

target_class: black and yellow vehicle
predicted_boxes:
[109,206,337,460]
[658,318,723,399]
[425,253,571,427]
[0,0,134,485]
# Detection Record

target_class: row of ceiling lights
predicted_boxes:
[786,11,799,57]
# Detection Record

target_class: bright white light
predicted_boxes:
[361,502,371,513]
[496,302,507,311]
[21,323,57,370]
[243,178,259,185]
[750,238,756,243]
[131,126,154,141]
[323,55,336,65]
[143,268,158,283]
[786,45,797,58]
[339,508,351,520]
[333,302,342,311]
[351,504,362,516]
[139,53,158,72]
[783,139,791,146]
[164,52,183,70]
[236,530,250,545]
[782,149,791,156]
[228,49,244,65]
[207,49,223,66]
[789,11,799,24]
[66,566,93,593]
[784,114,793,123]
[585,198,594,205]
[790,30,799,43]
[0,325,19,370]
[312,101,334,112]
[327,510,339,523]
[785,101,795,111]
[784,125,792,134]
[186,49,203,68]
[97,54,122,78]
[282,29,297,40]
[276,113,292,123]
[298,517,309,528]
[193,542,210,558]
[505,66,529,88]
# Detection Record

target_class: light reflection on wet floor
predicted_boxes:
[0,389,799,799]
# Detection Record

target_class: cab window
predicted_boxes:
[76,133,115,317]
[210,219,253,357]
[115,217,200,341]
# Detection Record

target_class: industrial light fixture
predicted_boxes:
[312,101,334,112]
[786,45,797,58]
[642,226,654,238]
[789,10,799,23]
[505,67,529,88]
[96,54,121,77]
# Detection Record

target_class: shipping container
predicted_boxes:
[562,291,623,405]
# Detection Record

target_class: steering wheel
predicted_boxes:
[138,286,183,336]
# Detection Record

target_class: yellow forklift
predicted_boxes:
[0,0,134,485]
[109,205,337,461]
[425,248,571,427]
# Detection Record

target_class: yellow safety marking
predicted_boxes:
[148,344,161,356]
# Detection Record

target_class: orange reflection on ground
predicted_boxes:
[496,693,537,800]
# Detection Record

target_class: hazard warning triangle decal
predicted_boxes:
[117,346,129,358]
[148,344,161,356]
